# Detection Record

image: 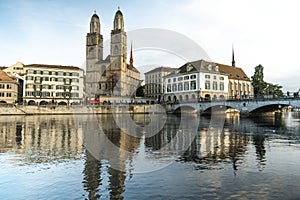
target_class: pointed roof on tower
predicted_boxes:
[130,41,133,67]
[232,45,236,67]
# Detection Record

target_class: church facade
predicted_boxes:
[85,9,140,101]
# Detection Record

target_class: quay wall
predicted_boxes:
[0,105,165,115]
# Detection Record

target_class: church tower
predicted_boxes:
[110,8,127,71]
[86,11,103,99]
[86,11,103,66]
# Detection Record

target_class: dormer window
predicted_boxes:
[186,64,191,72]
[206,64,212,70]
[215,65,219,71]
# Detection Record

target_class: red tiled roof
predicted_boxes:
[0,70,15,81]
[216,63,250,81]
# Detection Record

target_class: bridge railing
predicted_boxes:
[163,95,300,105]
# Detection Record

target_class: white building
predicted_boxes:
[164,59,253,102]
[144,67,176,102]
[164,60,229,102]
[23,64,84,105]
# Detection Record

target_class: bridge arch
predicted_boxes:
[171,104,198,114]
[249,103,288,113]
[202,104,238,114]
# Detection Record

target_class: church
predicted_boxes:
[85,8,140,101]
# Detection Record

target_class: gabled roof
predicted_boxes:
[0,70,16,81]
[217,63,250,81]
[164,59,250,81]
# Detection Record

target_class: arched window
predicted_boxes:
[185,95,189,101]
[179,95,183,101]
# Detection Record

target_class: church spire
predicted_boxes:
[130,41,133,67]
[232,45,235,67]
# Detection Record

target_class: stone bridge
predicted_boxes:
[166,98,300,115]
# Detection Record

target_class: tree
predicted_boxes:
[251,65,267,97]
[135,85,145,97]
[106,71,120,96]
[251,64,283,97]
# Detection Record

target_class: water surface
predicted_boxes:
[1,113,300,199]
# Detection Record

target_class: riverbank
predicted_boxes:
[0,104,164,115]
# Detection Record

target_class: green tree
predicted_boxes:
[267,83,283,97]
[251,64,267,97]
[251,64,283,97]
[135,85,144,97]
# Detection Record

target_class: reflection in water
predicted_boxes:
[1,113,300,199]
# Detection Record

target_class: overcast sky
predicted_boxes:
[1,0,299,91]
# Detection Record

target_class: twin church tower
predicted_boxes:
[86,8,140,100]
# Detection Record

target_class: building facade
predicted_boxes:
[218,63,253,99]
[4,62,24,76]
[164,60,229,102]
[85,9,140,100]
[0,70,18,104]
[3,62,25,104]
[164,59,253,102]
[144,67,176,101]
[23,64,84,105]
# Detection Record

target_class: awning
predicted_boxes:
[88,100,100,103]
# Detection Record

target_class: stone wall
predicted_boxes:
[0,104,165,115]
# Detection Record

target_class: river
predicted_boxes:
[1,112,300,199]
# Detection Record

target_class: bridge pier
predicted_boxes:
[240,107,249,117]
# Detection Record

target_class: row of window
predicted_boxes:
[25,84,80,90]
[167,74,197,83]
[0,84,12,89]
[0,92,12,97]
[26,92,79,98]
[146,73,162,79]
[26,76,79,83]
[166,81,197,93]
[205,75,225,80]
[205,81,225,91]
[26,70,80,76]
[146,89,162,94]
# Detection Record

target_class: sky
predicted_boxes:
[0,0,300,92]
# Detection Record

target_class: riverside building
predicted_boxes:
[144,67,176,102]
[0,70,18,104]
[23,64,84,105]
[164,58,253,102]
